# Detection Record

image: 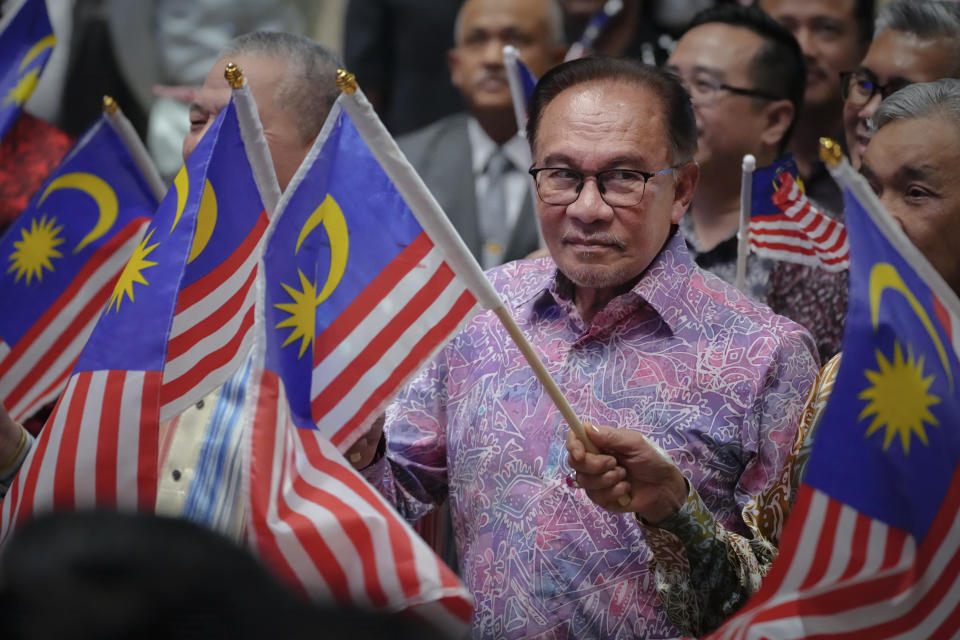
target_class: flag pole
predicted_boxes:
[735,154,755,293]
[224,63,282,216]
[102,95,166,202]
[335,69,599,454]
[503,45,528,138]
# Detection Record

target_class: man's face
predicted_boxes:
[761,0,865,111]
[667,23,775,173]
[532,81,698,291]
[843,30,959,168]
[862,115,960,296]
[449,0,562,115]
[182,54,311,190]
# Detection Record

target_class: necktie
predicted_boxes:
[479,150,512,269]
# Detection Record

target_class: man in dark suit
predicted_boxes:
[399,0,565,268]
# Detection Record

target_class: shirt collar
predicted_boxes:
[466,116,531,175]
[524,230,696,334]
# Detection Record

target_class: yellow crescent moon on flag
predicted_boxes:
[38,172,118,254]
[296,194,348,304]
[869,262,953,391]
[168,167,218,263]
[19,34,56,71]
[170,167,189,232]
[188,180,217,263]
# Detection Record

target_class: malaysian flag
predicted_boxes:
[0,0,55,139]
[748,155,849,272]
[503,44,538,133]
[707,157,960,639]
[245,82,485,632]
[0,108,159,424]
[0,89,268,541]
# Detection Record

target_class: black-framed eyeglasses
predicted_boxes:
[528,166,678,207]
[841,68,910,107]
[674,72,783,106]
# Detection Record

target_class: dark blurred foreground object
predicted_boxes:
[0,511,441,640]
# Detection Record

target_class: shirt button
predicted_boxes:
[171,469,182,481]
[195,399,205,410]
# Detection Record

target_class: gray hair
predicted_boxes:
[876,78,960,133]
[876,0,960,42]
[220,31,342,144]
[454,0,566,47]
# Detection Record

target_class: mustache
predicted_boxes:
[561,231,627,250]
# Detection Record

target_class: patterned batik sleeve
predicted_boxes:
[361,348,451,525]
[638,353,841,637]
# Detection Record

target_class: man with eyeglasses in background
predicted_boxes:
[842,0,960,170]
[666,5,804,302]
[347,56,818,639]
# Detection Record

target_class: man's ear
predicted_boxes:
[670,161,699,224]
[759,99,795,150]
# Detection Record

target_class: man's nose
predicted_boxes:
[859,92,884,130]
[565,177,614,224]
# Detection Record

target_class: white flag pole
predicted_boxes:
[225,63,282,217]
[503,45,528,138]
[736,154,756,293]
[102,96,166,202]
[335,70,598,454]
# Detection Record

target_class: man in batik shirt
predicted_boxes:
[568,78,960,637]
[350,57,818,639]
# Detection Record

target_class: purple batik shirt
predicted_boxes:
[364,231,818,639]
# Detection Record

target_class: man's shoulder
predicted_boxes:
[397,112,470,161]
[483,258,555,302]
[685,264,817,356]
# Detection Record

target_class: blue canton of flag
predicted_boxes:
[263,100,476,450]
[0,0,55,139]
[0,95,265,542]
[706,162,960,639]
[0,114,157,423]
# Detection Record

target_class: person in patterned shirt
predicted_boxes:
[349,57,818,639]
[569,78,960,637]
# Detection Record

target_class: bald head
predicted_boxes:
[183,32,341,190]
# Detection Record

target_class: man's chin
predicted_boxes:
[559,261,637,291]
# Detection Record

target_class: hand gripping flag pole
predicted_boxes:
[334,70,599,455]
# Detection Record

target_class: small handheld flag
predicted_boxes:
[564,0,623,61]
[0,100,159,424]
[0,77,271,542]
[745,154,849,272]
[0,0,55,139]
[707,140,960,639]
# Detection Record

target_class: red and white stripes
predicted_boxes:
[749,173,850,272]
[0,368,161,544]
[158,211,268,422]
[0,219,147,422]
[709,474,960,640]
[247,369,472,634]
[310,231,478,451]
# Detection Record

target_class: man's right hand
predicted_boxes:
[346,413,385,469]
[566,423,688,524]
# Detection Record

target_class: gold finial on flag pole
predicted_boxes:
[819,137,843,168]
[336,69,358,94]
[224,63,244,89]
[102,95,118,115]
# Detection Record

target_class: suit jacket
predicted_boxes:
[398,112,540,265]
